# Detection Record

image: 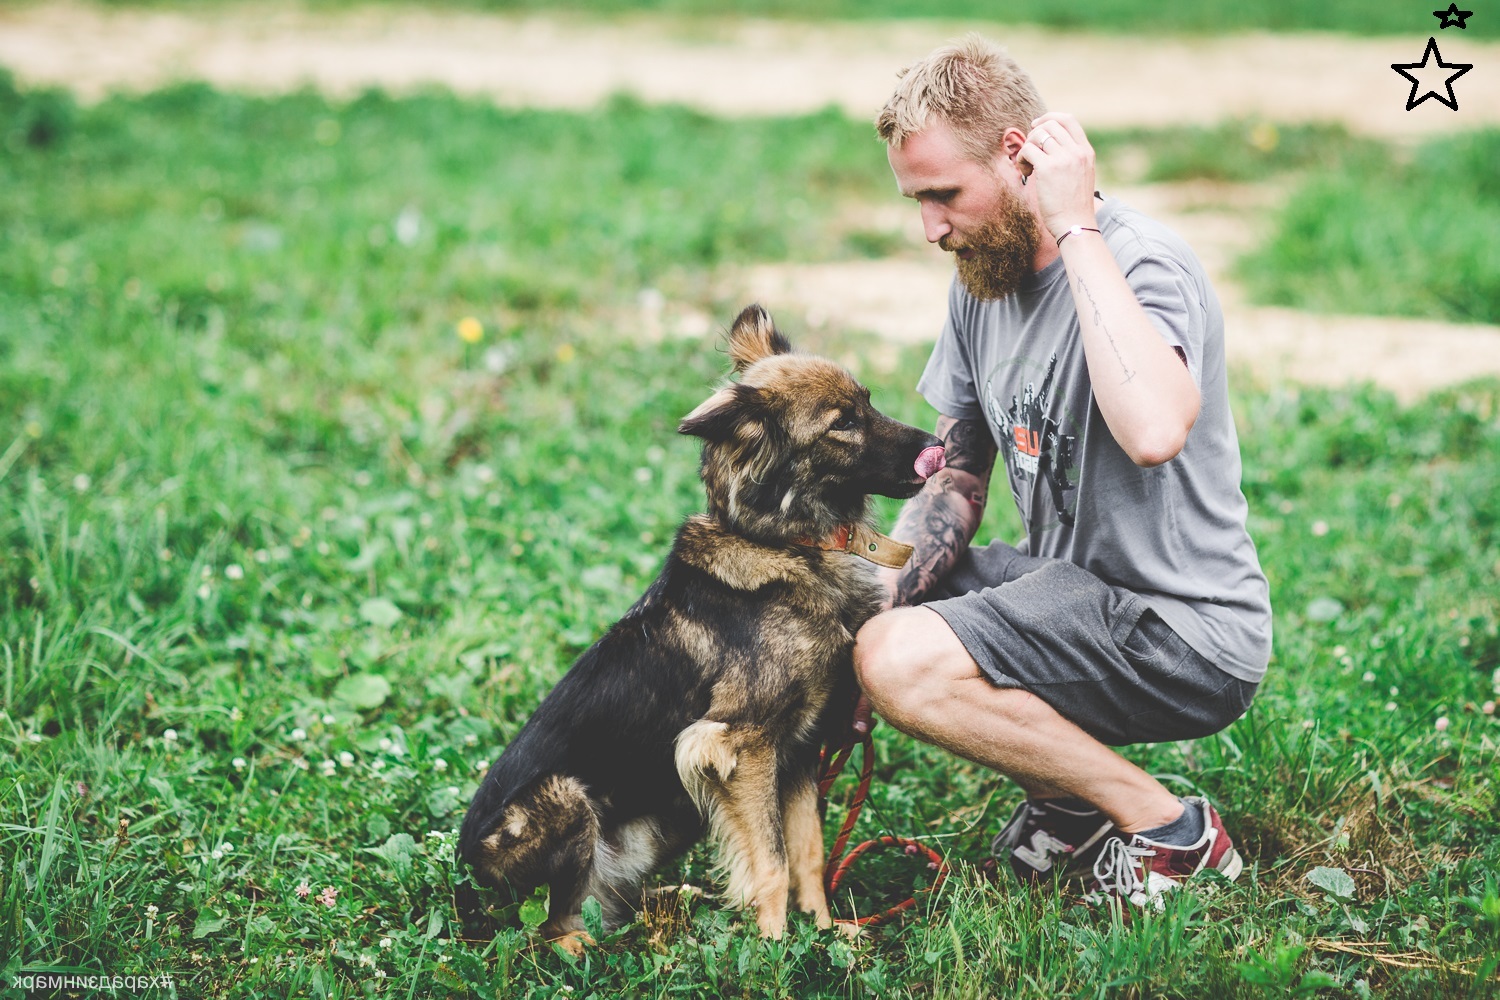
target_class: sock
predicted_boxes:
[1137,797,1206,846]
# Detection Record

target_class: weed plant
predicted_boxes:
[2,78,1499,998]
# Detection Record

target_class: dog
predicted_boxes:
[457,304,946,949]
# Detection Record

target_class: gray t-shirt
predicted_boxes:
[916,197,1272,682]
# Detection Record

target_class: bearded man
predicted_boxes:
[851,35,1272,908]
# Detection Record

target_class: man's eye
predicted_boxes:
[831,413,857,431]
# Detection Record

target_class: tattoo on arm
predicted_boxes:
[887,416,996,607]
[1074,276,1136,384]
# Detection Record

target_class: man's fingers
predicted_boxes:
[1032,111,1088,145]
[852,694,875,735]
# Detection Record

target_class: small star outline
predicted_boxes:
[1433,3,1474,28]
[1392,36,1473,111]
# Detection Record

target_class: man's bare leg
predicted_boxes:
[854,606,1183,834]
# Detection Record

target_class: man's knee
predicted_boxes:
[853,607,966,730]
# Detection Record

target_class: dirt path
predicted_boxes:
[5,2,1500,395]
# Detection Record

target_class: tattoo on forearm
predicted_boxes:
[889,474,973,606]
[1074,276,1136,384]
[886,416,996,606]
[935,415,998,479]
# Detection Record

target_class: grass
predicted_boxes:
[2,77,1500,998]
[1239,130,1500,326]
[72,0,1500,38]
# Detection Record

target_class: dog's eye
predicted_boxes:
[830,412,857,432]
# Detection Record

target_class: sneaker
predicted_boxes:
[1085,796,1243,910]
[986,798,1117,884]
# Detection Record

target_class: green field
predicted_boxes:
[72,0,1500,38]
[3,78,1500,998]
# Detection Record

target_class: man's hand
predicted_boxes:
[1018,112,1099,240]
[851,693,875,736]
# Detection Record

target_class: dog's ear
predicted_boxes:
[678,382,766,442]
[727,304,792,374]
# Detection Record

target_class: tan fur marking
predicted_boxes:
[675,516,804,591]
[783,779,832,928]
[675,720,738,819]
[728,305,787,373]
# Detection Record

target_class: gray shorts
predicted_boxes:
[925,542,1256,747]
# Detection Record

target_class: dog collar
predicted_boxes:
[801,523,914,569]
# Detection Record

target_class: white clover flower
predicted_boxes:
[232,757,247,771]
[1332,645,1347,658]
[197,584,211,600]
[339,751,355,766]
[222,842,234,854]
[225,564,244,580]
[1361,671,1376,683]
[1311,520,1329,537]
[379,937,392,949]
[1389,687,1399,697]
[463,734,478,747]
[229,707,243,722]
[145,904,159,919]
[211,848,224,860]
[433,759,448,772]
[163,729,178,742]
[475,760,489,773]
[293,757,309,771]
[379,738,393,752]
[1385,702,1398,712]
[372,759,385,771]
[254,549,270,564]
[322,713,337,725]
[321,759,337,776]
[1483,701,1496,716]
[291,728,307,741]
[73,473,92,491]
[1435,717,1450,732]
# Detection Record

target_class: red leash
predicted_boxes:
[817,726,948,928]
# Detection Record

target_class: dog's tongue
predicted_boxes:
[914,446,947,481]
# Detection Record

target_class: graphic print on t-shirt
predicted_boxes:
[984,352,1080,535]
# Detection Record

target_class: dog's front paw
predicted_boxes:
[547,929,595,957]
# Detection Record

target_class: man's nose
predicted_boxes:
[920,201,951,244]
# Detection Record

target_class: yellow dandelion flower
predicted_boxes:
[457,317,484,344]
[556,343,576,364]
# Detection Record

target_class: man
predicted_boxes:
[852,35,1272,908]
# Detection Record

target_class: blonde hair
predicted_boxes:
[875,34,1046,162]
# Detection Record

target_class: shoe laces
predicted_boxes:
[1092,836,1154,897]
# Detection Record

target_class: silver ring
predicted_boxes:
[1040,134,1055,147]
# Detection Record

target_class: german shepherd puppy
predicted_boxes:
[458,305,945,948]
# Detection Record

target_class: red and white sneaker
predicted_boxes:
[1084,797,1243,909]
[986,798,1117,884]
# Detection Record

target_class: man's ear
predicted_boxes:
[997,126,1027,172]
[678,382,765,442]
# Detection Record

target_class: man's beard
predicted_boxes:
[943,184,1043,301]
